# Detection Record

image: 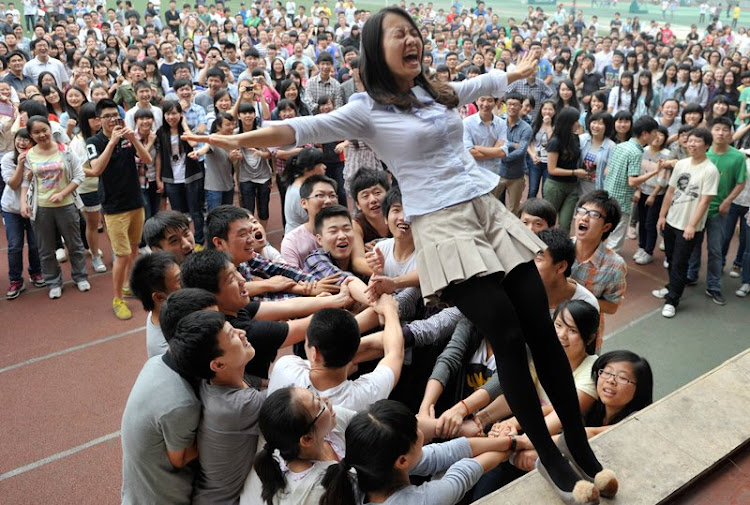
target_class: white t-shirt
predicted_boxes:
[666,157,719,231]
[375,238,417,279]
[125,103,163,132]
[267,355,395,412]
[548,281,600,318]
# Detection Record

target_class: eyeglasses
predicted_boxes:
[99,114,121,121]
[306,385,327,432]
[575,207,605,220]
[308,193,338,202]
[598,369,637,386]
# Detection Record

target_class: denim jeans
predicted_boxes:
[204,189,234,212]
[637,193,664,255]
[528,161,548,199]
[687,213,727,292]
[142,181,162,221]
[3,211,42,283]
[742,220,750,283]
[239,180,271,220]
[664,224,704,307]
[720,203,748,268]
[165,180,205,244]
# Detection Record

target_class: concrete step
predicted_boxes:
[473,348,750,505]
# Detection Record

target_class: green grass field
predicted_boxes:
[129,0,750,35]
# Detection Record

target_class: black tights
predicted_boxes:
[444,261,602,491]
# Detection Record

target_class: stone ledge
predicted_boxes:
[473,348,750,505]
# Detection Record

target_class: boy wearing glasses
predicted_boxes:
[86,99,151,320]
[281,174,340,269]
[570,190,627,351]
[166,307,264,505]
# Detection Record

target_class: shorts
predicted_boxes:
[104,207,145,256]
[411,193,546,304]
[79,191,101,213]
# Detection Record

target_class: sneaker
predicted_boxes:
[652,288,669,299]
[663,258,669,269]
[91,255,107,273]
[662,304,676,318]
[686,277,698,286]
[49,286,62,299]
[627,225,637,240]
[113,297,132,320]
[6,281,25,299]
[633,248,646,261]
[635,252,654,265]
[77,280,91,292]
[729,265,741,278]
[55,248,68,263]
[705,289,726,305]
[736,284,750,297]
[659,240,665,251]
[121,286,134,297]
[30,273,46,288]
[88,248,103,258]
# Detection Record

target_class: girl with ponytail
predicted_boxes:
[243,386,355,505]
[319,399,531,505]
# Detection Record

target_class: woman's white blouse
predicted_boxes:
[285,70,509,218]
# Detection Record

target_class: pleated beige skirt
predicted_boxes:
[412,193,547,304]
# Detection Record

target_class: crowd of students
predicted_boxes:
[0,0,747,504]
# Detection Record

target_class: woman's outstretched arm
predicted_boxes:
[182,123,297,151]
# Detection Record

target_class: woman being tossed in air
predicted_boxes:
[185,8,615,503]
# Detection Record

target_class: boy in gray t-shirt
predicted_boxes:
[166,307,264,505]
[120,356,201,505]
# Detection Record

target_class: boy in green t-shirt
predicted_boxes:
[686,117,747,305]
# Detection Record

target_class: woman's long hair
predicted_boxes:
[612,110,633,141]
[584,350,653,427]
[320,399,419,505]
[41,84,67,116]
[278,78,310,116]
[78,102,99,139]
[658,62,677,87]
[63,86,89,125]
[531,99,558,138]
[636,70,655,112]
[237,102,260,133]
[614,71,636,114]
[553,300,600,356]
[550,106,581,162]
[555,79,580,113]
[360,7,458,110]
[158,100,193,168]
[254,388,317,505]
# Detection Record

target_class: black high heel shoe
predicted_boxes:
[535,458,600,505]
[557,433,619,498]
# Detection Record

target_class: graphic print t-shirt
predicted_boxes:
[666,157,719,231]
[27,149,72,208]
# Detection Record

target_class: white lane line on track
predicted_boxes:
[0,431,121,481]
[603,307,662,342]
[0,326,145,374]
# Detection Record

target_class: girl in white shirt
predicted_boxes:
[186,8,612,503]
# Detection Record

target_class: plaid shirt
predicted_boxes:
[303,248,352,283]
[183,101,207,131]
[237,253,317,301]
[506,77,554,117]
[603,138,644,214]
[304,74,344,112]
[571,239,627,350]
